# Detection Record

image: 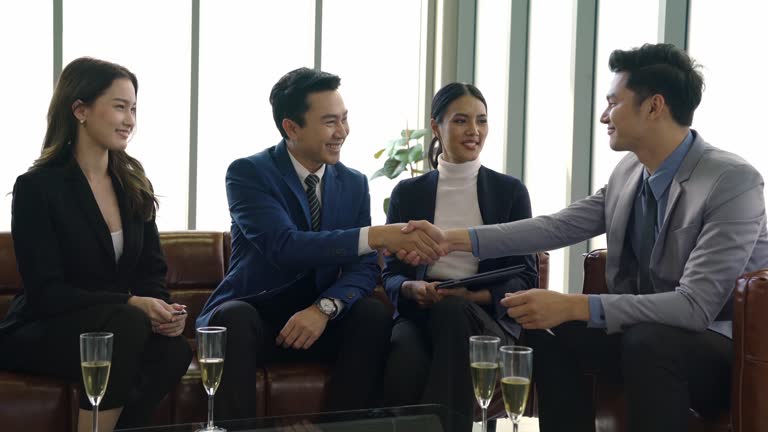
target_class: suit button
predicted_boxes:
[346,292,355,299]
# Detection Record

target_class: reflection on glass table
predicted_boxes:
[116,404,459,432]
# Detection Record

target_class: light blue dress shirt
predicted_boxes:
[469,131,695,329]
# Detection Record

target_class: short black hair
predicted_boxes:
[609,43,704,126]
[269,67,342,138]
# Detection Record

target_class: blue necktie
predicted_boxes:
[304,174,321,231]
[637,178,657,293]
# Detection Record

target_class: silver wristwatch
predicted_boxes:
[314,297,339,319]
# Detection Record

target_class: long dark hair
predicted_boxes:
[33,57,158,221]
[427,83,488,169]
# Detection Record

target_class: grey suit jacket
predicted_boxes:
[474,131,768,336]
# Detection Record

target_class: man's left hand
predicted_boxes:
[501,289,588,329]
[276,305,330,350]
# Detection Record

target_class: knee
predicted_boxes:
[210,301,259,333]
[346,297,392,336]
[106,304,152,342]
[621,323,681,371]
[429,295,471,325]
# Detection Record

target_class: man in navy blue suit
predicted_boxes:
[198,68,443,419]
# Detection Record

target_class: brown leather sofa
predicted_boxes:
[582,249,768,432]
[0,231,549,431]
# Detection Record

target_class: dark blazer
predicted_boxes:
[382,166,538,335]
[197,140,379,327]
[0,158,169,337]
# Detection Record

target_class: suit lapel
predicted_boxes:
[274,141,312,228]
[415,172,439,280]
[476,167,497,225]
[653,132,705,263]
[607,163,643,276]
[66,161,116,263]
[111,173,136,270]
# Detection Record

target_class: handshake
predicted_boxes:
[368,221,471,265]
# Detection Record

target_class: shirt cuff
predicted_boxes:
[587,295,607,328]
[332,298,344,319]
[468,228,480,257]
[358,226,374,255]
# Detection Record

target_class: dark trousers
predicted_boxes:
[0,303,192,428]
[381,296,512,432]
[527,321,732,432]
[209,296,392,420]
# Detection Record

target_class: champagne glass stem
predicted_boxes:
[481,406,487,432]
[207,393,214,429]
[513,419,519,432]
[92,404,99,432]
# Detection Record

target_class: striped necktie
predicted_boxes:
[304,174,321,231]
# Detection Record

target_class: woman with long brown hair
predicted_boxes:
[0,57,191,431]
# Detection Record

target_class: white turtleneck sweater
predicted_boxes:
[426,155,483,280]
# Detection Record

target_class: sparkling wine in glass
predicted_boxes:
[499,345,533,432]
[80,332,113,432]
[469,335,500,432]
[196,326,227,432]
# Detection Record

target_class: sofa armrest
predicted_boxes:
[732,269,768,432]
[582,249,608,295]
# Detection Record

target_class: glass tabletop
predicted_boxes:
[116,404,455,432]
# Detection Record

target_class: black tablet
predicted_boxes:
[436,264,527,289]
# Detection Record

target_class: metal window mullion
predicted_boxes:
[314,0,323,69]
[659,0,690,50]
[420,0,437,168]
[505,0,529,179]
[53,0,62,85]
[187,0,200,230]
[565,0,598,294]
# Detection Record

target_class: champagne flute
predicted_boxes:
[499,345,533,432]
[80,332,113,432]
[196,326,227,432]
[469,335,500,432]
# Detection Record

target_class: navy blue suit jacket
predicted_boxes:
[197,140,379,326]
[381,167,538,336]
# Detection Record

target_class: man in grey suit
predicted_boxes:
[399,43,768,432]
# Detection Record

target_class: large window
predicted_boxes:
[474,0,511,175]
[523,1,575,293]
[0,2,52,231]
[196,0,314,230]
[322,0,426,225]
[63,0,192,230]
[689,0,768,205]
[590,0,660,250]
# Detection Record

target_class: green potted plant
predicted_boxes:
[371,127,430,215]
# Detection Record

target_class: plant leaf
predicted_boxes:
[386,137,408,157]
[408,128,428,140]
[390,161,408,179]
[393,148,410,163]
[383,197,391,216]
[373,148,386,159]
[407,145,423,163]
[371,158,403,180]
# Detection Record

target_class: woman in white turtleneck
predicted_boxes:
[381,83,538,431]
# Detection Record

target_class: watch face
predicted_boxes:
[319,298,335,314]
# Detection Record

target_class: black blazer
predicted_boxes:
[381,166,538,334]
[0,158,168,336]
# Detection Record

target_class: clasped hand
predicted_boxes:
[128,296,187,337]
[379,220,449,266]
